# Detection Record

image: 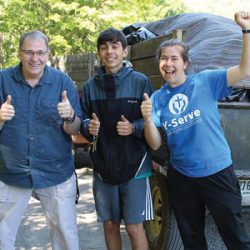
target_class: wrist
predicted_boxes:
[131,124,135,134]
[144,118,154,125]
[0,116,6,123]
[0,120,4,130]
[242,29,250,34]
[64,111,76,124]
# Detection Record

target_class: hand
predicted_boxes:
[57,90,74,119]
[235,11,250,29]
[117,115,134,136]
[141,93,152,123]
[0,95,15,121]
[89,113,100,136]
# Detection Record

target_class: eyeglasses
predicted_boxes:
[21,50,49,57]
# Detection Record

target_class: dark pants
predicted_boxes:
[167,166,250,250]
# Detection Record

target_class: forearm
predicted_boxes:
[227,32,250,85]
[144,120,162,150]
[228,12,250,86]
[239,31,250,76]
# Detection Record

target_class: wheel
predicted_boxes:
[73,147,93,169]
[144,171,183,250]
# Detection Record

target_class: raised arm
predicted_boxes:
[227,11,250,86]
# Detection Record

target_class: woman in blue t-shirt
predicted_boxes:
[141,11,250,250]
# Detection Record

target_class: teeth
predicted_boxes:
[163,67,173,73]
[164,69,174,74]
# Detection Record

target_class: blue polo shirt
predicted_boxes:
[0,64,82,189]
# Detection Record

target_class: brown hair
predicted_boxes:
[157,39,189,63]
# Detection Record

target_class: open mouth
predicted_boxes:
[163,68,175,75]
[29,63,40,68]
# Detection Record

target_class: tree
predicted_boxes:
[0,0,186,67]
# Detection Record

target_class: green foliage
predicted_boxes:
[0,0,186,67]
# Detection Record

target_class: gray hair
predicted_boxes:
[19,30,49,51]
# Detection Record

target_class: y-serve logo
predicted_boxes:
[162,94,202,134]
[169,94,188,114]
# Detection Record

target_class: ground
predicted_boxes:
[15,168,250,250]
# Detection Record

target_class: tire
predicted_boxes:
[144,171,183,250]
[73,147,93,169]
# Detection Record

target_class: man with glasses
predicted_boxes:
[0,30,82,250]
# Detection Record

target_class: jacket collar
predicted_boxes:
[94,63,133,86]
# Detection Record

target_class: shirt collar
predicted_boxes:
[13,64,52,86]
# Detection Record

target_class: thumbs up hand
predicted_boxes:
[141,93,152,123]
[117,115,134,136]
[0,95,15,121]
[57,90,74,119]
[89,113,100,136]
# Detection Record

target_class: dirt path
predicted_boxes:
[14,168,250,250]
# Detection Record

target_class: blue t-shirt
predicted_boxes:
[0,64,82,188]
[151,69,232,177]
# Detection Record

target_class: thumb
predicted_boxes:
[61,90,68,102]
[120,115,128,122]
[92,113,99,121]
[143,93,150,101]
[6,95,11,104]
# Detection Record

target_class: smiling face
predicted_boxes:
[159,45,187,88]
[18,37,49,83]
[98,41,128,74]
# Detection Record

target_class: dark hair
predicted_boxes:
[157,39,189,63]
[97,28,127,50]
[19,30,49,51]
